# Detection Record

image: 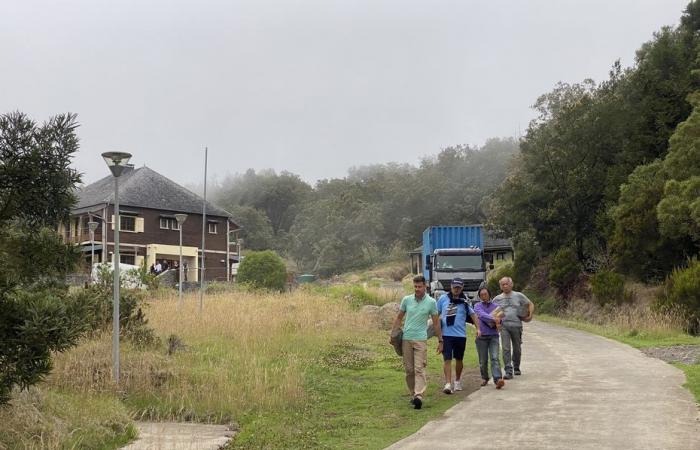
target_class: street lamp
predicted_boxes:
[175,213,188,308]
[101,151,132,384]
[88,221,98,276]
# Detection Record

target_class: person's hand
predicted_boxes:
[522,314,532,323]
[476,328,482,338]
[436,341,444,354]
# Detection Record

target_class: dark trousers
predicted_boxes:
[501,325,523,374]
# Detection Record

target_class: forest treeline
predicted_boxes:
[212,138,517,276]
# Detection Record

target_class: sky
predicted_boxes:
[0,0,691,187]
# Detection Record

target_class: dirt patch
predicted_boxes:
[641,345,700,365]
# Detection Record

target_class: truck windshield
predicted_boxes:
[435,255,483,272]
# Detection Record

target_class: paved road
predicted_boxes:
[387,320,700,450]
[122,422,233,450]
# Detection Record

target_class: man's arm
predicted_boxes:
[470,312,481,337]
[432,313,443,353]
[392,310,406,332]
[522,294,535,322]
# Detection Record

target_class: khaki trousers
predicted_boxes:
[402,340,427,398]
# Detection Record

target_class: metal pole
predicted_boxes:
[179,226,183,308]
[90,230,95,268]
[199,147,207,313]
[112,177,121,383]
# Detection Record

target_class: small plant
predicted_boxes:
[237,251,287,291]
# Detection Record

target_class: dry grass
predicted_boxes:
[0,387,134,450]
[561,297,686,336]
[46,289,375,424]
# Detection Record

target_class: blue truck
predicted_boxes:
[422,225,492,302]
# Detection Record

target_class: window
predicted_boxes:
[496,252,505,261]
[208,222,218,234]
[160,217,169,229]
[120,254,135,265]
[120,216,136,232]
[171,219,180,230]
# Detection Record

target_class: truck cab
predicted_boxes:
[426,247,489,302]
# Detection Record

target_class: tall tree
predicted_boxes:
[0,112,87,404]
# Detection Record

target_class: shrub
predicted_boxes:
[237,251,287,291]
[548,247,582,299]
[590,270,632,306]
[656,257,700,334]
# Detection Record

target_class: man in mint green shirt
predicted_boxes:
[391,275,443,409]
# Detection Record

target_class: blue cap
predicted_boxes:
[451,278,464,287]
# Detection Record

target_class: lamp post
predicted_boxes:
[175,213,188,308]
[88,221,98,278]
[101,151,132,384]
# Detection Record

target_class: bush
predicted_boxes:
[548,247,582,299]
[590,270,632,306]
[656,257,700,334]
[237,251,287,291]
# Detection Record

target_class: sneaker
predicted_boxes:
[454,380,463,391]
[514,369,522,376]
[504,373,513,380]
[443,383,453,394]
[480,379,488,387]
[496,379,505,389]
[413,397,423,409]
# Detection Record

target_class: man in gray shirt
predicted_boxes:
[494,277,534,379]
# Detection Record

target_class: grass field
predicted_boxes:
[1,286,480,449]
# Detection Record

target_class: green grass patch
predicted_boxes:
[229,331,479,449]
[674,362,700,404]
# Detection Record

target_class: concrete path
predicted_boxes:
[387,320,700,450]
[122,422,234,450]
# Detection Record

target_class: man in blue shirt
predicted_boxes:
[437,278,480,394]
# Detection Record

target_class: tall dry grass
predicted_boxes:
[560,282,687,338]
[47,289,375,424]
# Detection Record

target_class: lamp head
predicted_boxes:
[88,221,98,232]
[101,152,132,177]
[174,213,188,225]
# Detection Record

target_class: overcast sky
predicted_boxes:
[0,0,690,186]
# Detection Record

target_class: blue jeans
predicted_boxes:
[475,335,502,382]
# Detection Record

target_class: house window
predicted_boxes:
[160,217,170,229]
[120,216,136,232]
[171,219,180,230]
[120,254,135,265]
[496,252,505,261]
[208,222,217,234]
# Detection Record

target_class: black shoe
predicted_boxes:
[413,397,422,409]
[504,373,513,380]
[514,369,522,376]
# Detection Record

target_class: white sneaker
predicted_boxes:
[454,380,463,391]
[443,382,453,394]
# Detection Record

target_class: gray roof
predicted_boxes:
[75,166,233,219]
[484,231,513,250]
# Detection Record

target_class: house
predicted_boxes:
[408,230,514,275]
[61,165,239,282]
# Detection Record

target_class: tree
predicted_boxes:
[227,205,275,251]
[0,112,85,404]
